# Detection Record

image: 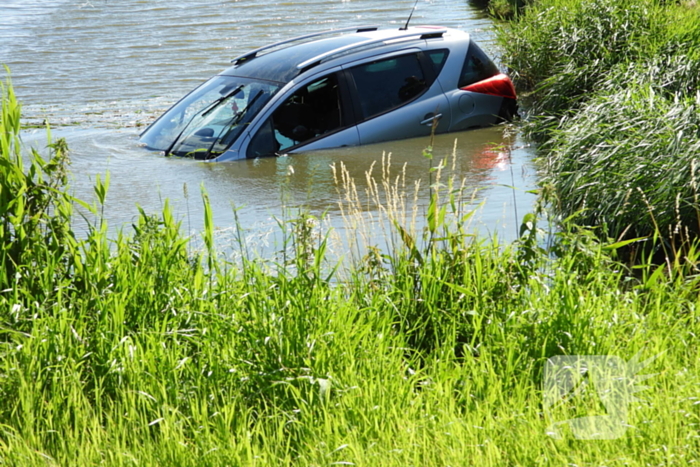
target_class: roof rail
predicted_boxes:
[296,28,447,71]
[231,26,380,65]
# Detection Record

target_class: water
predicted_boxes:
[1,0,536,253]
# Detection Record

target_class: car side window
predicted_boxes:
[247,74,344,158]
[426,49,449,75]
[348,53,428,120]
[458,42,500,88]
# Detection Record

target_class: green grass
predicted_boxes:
[496,0,694,111]
[470,0,527,20]
[540,82,700,245]
[495,0,700,248]
[2,74,700,465]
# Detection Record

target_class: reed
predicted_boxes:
[541,83,700,244]
[497,0,674,113]
[497,0,700,126]
[496,0,700,249]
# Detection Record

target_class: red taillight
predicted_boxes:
[461,73,517,100]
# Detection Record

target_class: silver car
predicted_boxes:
[139,26,517,162]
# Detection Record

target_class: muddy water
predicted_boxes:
[1,0,536,253]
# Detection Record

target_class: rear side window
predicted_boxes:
[348,53,428,120]
[458,42,499,88]
[426,49,449,75]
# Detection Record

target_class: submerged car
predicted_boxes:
[139,25,517,162]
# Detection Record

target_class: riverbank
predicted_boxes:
[3,75,700,464]
[494,0,700,259]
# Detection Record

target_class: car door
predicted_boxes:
[245,71,360,158]
[344,50,451,145]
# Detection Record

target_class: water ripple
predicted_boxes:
[3,0,494,125]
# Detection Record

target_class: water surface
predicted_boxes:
[1,0,535,252]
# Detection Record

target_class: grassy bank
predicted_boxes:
[495,0,700,251]
[2,75,700,465]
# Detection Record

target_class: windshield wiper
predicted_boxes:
[201,89,265,160]
[201,85,245,117]
[164,85,245,157]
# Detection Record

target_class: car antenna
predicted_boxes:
[400,0,420,30]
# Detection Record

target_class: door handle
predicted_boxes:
[421,113,443,125]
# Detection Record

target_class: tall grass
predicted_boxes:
[541,83,700,244]
[496,0,700,248]
[497,0,685,116]
[2,76,700,465]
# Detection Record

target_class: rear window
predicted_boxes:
[458,42,499,88]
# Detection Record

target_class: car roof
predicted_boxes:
[220,26,468,84]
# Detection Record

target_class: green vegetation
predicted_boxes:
[469,0,526,20]
[496,0,700,247]
[2,73,700,464]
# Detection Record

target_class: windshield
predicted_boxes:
[140,76,281,158]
